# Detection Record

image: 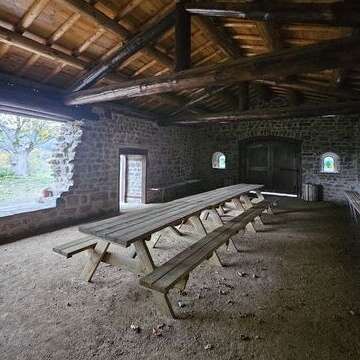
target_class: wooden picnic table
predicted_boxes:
[79,183,263,247]
[76,183,264,315]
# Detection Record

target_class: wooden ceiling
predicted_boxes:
[0,0,359,125]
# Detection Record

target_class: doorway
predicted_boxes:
[119,149,147,209]
[239,137,301,196]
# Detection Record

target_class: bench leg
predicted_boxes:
[134,239,176,318]
[81,240,110,282]
[265,204,274,215]
[168,226,183,238]
[208,251,224,266]
[254,216,265,228]
[232,197,245,211]
[245,222,257,234]
[149,232,162,248]
[200,210,210,221]
[188,215,207,236]
[174,274,189,291]
[217,205,225,216]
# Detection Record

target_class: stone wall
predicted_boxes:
[126,155,143,203]
[2,96,360,243]
[0,107,197,243]
[193,115,360,203]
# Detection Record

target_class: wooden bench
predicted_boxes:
[53,236,98,258]
[139,203,267,315]
[149,179,201,202]
[345,190,360,223]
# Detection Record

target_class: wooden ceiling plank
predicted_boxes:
[16,0,51,33]
[65,34,360,105]
[0,43,10,59]
[47,13,81,45]
[73,27,105,56]
[58,0,173,69]
[113,0,143,21]
[19,53,41,76]
[42,62,66,83]
[0,26,85,69]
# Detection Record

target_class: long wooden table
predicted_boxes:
[80,183,263,247]
[78,183,264,314]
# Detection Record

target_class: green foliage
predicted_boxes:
[0,168,15,179]
[0,113,60,154]
[0,174,53,202]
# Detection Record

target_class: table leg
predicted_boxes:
[81,240,110,282]
[241,194,265,229]
[188,215,224,267]
[134,239,175,318]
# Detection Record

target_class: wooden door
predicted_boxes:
[241,138,300,195]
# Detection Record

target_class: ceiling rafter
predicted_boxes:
[65,33,360,105]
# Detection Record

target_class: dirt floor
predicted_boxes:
[1,198,360,360]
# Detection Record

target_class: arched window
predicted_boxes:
[212,152,226,169]
[320,152,340,173]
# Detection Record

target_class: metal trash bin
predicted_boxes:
[302,183,319,201]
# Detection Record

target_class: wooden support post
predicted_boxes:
[175,0,191,71]
[188,215,223,266]
[81,240,110,282]
[240,195,258,233]
[134,239,175,318]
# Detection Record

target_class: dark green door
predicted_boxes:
[242,139,300,195]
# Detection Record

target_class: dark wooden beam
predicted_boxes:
[238,82,249,111]
[171,101,360,125]
[175,1,191,71]
[193,16,242,59]
[184,1,360,27]
[0,76,97,122]
[65,34,360,105]
[70,9,175,92]
[255,22,282,52]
